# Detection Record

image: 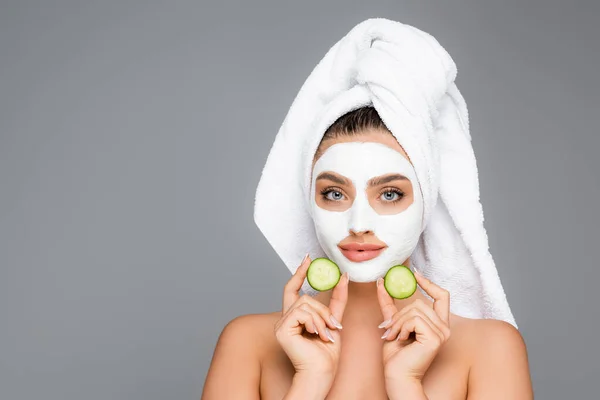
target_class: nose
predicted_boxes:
[347,196,375,235]
[349,228,373,236]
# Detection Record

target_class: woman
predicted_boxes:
[202,19,533,400]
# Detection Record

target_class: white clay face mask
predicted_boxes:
[309,141,424,283]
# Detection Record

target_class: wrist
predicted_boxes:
[283,372,334,400]
[385,377,427,400]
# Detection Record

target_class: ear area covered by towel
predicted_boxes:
[253,17,517,328]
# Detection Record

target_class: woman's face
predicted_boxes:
[310,128,423,282]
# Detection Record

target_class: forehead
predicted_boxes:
[313,128,412,166]
[312,141,415,181]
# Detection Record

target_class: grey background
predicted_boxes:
[1,0,598,399]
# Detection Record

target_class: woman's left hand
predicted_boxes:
[376,270,452,385]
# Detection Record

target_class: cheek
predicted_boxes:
[376,203,424,238]
[312,207,350,239]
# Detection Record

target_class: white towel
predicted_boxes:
[253,17,517,328]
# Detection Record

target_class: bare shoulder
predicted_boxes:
[202,312,281,399]
[222,311,279,333]
[463,318,526,354]
[217,311,280,355]
[453,317,533,399]
[449,316,526,361]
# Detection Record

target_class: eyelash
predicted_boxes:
[319,187,405,203]
[379,187,405,204]
[320,187,346,202]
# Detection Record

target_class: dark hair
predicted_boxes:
[314,106,393,160]
[314,106,393,161]
[325,106,389,137]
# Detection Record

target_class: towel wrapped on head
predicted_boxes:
[254,17,517,328]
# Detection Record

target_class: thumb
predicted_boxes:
[329,272,349,323]
[377,277,398,321]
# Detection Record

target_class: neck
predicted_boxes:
[314,259,431,327]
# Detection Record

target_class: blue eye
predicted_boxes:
[325,190,344,201]
[320,188,345,202]
[380,189,404,203]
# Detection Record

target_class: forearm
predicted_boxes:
[282,373,333,400]
[386,378,429,400]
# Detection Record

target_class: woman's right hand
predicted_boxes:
[274,254,349,381]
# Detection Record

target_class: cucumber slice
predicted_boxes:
[307,258,341,291]
[383,265,417,299]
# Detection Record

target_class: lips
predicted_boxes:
[338,242,387,262]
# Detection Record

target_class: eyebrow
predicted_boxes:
[316,172,351,186]
[368,174,408,186]
[315,172,407,187]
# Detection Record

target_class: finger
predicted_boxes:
[397,315,443,349]
[376,277,398,322]
[283,254,311,314]
[387,299,450,340]
[414,270,450,324]
[296,303,333,342]
[329,272,349,324]
[279,307,316,337]
[389,308,444,343]
[290,294,342,330]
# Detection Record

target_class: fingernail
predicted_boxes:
[344,272,350,284]
[376,277,383,287]
[330,315,343,329]
[325,328,335,343]
[302,253,309,264]
[381,328,391,339]
[414,269,421,276]
[378,319,392,329]
[314,328,319,335]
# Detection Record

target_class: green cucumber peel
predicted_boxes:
[306,258,341,291]
[383,265,417,299]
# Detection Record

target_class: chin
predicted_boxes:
[341,268,387,283]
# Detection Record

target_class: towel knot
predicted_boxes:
[336,19,457,136]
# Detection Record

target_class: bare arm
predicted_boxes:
[467,320,534,399]
[201,314,332,400]
[201,315,261,400]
